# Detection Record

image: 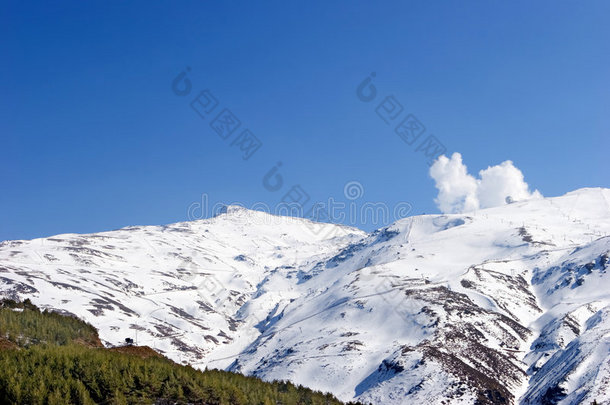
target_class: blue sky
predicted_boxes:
[2,1,609,240]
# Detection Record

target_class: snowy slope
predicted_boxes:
[0,207,365,365]
[1,188,610,404]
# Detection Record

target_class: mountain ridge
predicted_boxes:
[1,187,609,404]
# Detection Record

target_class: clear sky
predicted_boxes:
[2,1,609,241]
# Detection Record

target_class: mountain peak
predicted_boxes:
[216,204,252,215]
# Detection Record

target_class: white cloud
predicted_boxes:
[429,153,479,214]
[429,153,542,214]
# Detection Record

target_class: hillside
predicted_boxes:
[0,299,359,404]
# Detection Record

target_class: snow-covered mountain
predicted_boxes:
[1,188,609,404]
